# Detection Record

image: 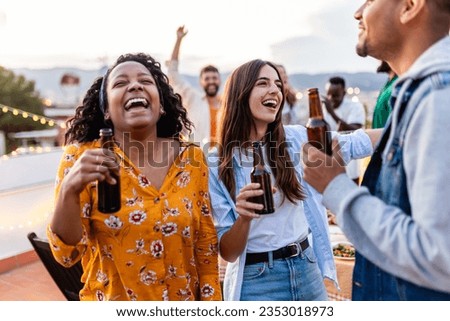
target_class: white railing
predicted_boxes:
[0,148,63,259]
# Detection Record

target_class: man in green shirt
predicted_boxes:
[372,61,398,129]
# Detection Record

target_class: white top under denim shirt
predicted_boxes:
[236,146,310,253]
[207,125,373,300]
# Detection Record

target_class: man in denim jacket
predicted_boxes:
[302,0,450,300]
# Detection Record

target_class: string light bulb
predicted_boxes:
[0,103,65,128]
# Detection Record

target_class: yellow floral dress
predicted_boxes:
[47,141,221,301]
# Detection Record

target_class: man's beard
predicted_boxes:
[204,84,219,97]
[356,40,368,57]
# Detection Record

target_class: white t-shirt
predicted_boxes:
[236,146,310,253]
[323,98,366,179]
[323,97,366,131]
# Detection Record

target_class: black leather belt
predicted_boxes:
[245,238,309,265]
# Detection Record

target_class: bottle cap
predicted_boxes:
[99,128,113,136]
[307,88,319,94]
[252,141,261,148]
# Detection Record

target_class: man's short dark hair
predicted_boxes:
[200,65,219,76]
[329,76,346,88]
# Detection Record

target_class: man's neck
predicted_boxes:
[206,95,221,109]
[333,101,344,110]
[389,33,447,76]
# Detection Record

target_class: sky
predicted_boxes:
[0,0,379,75]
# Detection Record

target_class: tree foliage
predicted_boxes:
[0,66,48,152]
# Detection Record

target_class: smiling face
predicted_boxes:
[354,0,403,60]
[105,61,161,136]
[249,64,283,131]
[326,83,346,109]
[200,70,221,97]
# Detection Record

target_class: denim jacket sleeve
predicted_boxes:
[285,125,372,161]
[207,152,237,242]
[334,129,373,164]
[207,151,247,301]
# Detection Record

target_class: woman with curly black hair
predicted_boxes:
[47,53,222,301]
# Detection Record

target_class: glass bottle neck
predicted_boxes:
[308,91,324,119]
[100,135,114,150]
[252,142,265,167]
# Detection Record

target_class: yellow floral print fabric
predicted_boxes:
[47,141,221,301]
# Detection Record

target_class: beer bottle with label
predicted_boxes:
[250,141,275,214]
[97,128,121,213]
[306,88,332,156]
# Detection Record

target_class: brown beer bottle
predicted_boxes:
[306,88,332,156]
[250,141,275,214]
[97,128,121,213]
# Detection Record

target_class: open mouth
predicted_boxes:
[262,99,278,109]
[124,97,149,111]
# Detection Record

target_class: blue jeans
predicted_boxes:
[240,246,328,301]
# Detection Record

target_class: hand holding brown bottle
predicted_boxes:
[61,148,119,195]
[235,182,278,219]
[302,139,346,193]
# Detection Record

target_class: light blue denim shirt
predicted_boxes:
[207,125,372,300]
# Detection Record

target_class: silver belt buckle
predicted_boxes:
[287,242,300,258]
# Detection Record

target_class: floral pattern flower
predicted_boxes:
[150,240,164,258]
[176,171,191,188]
[127,238,149,255]
[201,284,215,298]
[96,270,109,286]
[182,226,191,238]
[138,174,151,187]
[201,203,211,216]
[126,189,143,207]
[161,222,177,236]
[129,210,147,225]
[183,197,193,215]
[95,290,105,301]
[63,167,71,177]
[101,244,114,260]
[168,265,177,277]
[126,288,138,301]
[104,215,123,229]
[139,267,157,285]
[82,203,91,218]
[64,153,74,162]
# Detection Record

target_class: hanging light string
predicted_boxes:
[0,103,66,129]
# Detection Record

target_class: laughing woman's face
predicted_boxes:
[105,61,161,134]
[248,64,283,129]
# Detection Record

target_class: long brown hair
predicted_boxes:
[217,59,305,203]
